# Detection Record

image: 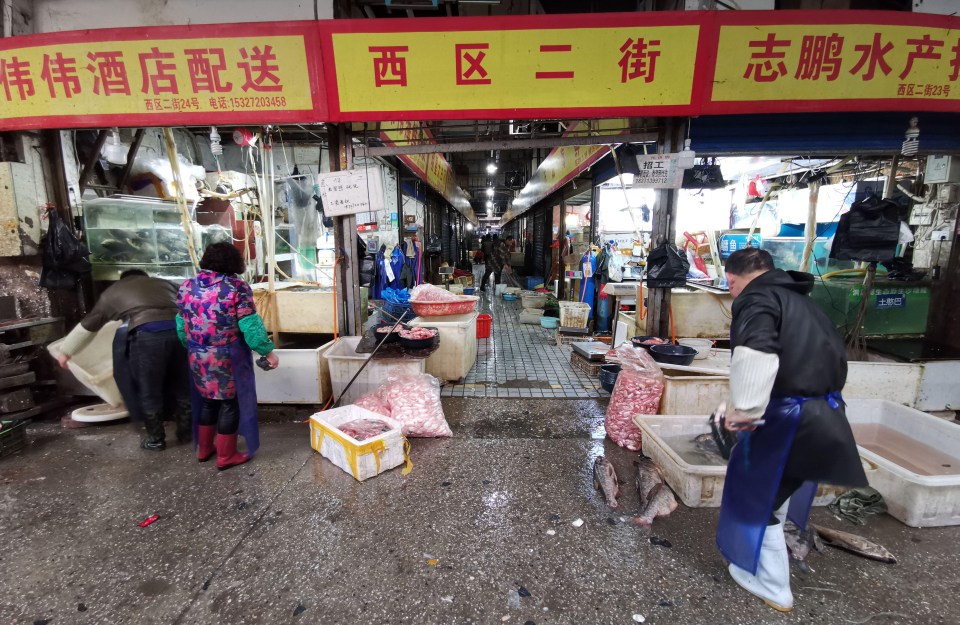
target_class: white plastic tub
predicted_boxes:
[409,312,477,382]
[309,406,407,481]
[324,336,425,405]
[634,415,855,508]
[48,320,124,407]
[845,398,960,527]
[254,342,334,404]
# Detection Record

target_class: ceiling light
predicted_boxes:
[486,200,493,209]
[486,188,494,197]
[486,163,497,174]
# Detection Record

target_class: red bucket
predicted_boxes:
[476,314,492,339]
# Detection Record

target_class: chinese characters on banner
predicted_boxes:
[634,154,683,189]
[379,121,475,221]
[317,167,386,217]
[329,25,700,117]
[0,31,318,129]
[711,23,960,110]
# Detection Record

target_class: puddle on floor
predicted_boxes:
[852,424,960,476]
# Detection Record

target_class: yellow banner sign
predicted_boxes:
[329,24,700,118]
[380,122,475,221]
[711,22,960,111]
[0,28,320,129]
[506,119,630,220]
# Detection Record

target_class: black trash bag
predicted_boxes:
[645,243,689,288]
[39,209,90,290]
[829,195,901,263]
[359,257,375,287]
[313,194,334,228]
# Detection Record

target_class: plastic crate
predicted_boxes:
[634,415,849,508]
[521,292,548,309]
[559,302,590,328]
[309,407,409,481]
[525,276,545,290]
[569,351,602,377]
[519,308,544,325]
[845,399,960,527]
[409,296,479,317]
[324,337,426,405]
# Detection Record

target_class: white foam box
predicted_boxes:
[409,312,477,382]
[634,414,851,508]
[309,406,407,481]
[254,340,334,404]
[324,336,425,405]
[845,399,960,527]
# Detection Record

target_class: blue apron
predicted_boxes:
[189,338,260,456]
[579,249,597,319]
[716,392,841,574]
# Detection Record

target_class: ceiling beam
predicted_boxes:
[356,131,658,157]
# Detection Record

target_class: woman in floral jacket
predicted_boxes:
[176,243,279,470]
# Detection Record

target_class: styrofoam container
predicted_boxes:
[48,320,124,407]
[659,373,730,415]
[309,406,407,481]
[634,415,855,508]
[254,343,333,404]
[845,398,960,527]
[324,336,425,405]
[409,312,477,381]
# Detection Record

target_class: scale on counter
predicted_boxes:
[571,341,611,361]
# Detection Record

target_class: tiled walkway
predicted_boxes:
[440,292,605,399]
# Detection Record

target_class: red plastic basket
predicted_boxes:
[476,314,492,339]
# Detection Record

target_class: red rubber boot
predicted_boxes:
[215,433,250,471]
[197,425,216,463]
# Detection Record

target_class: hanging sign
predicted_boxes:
[718,233,763,259]
[707,11,960,114]
[634,154,683,189]
[0,22,325,131]
[317,167,385,217]
[323,14,702,120]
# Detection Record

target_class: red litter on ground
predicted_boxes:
[138,515,159,528]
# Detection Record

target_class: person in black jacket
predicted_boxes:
[716,248,866,613]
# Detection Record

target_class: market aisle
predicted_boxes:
[441,291,604,399]
[2,408,959,625]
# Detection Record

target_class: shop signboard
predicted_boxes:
[718,233,762,259]
[317,167,385,217]
[634,154,683,189]
[0,22,325,130]
[707,11,960,114]
[0,11,957,131]
[378,121,476,222]
[322,13,703,121]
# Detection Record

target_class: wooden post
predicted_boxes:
[332,124,361,336]
[799,179,821,272]
[645,118,682,338]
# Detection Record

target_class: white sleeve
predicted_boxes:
[730,346,780,419]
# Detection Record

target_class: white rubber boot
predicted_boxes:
[774,498,790,525]
[728,523,795,612]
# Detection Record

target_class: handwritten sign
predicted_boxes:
[317,167,385,217]
[634,154,682,189]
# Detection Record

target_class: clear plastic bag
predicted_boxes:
[605,345,664,451]
[376,373,452,438]
[353,392,391,418]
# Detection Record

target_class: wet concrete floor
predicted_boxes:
[1,398,958,625]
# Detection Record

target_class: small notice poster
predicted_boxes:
[317,167,385,217]
[634,154,683,189]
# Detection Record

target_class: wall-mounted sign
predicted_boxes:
[634,154,683,189]
[718,233,762,259]
[317,167,385,217]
